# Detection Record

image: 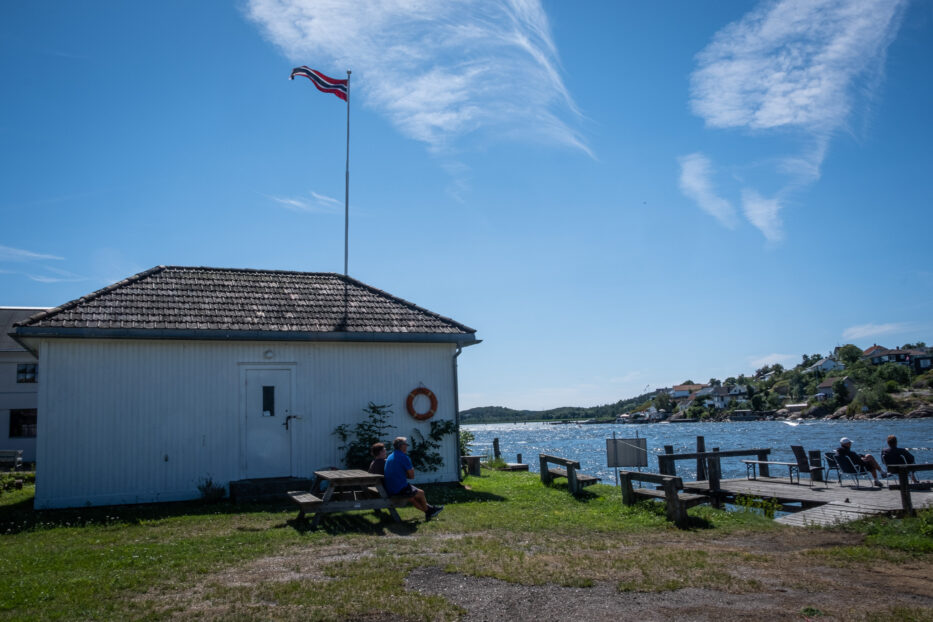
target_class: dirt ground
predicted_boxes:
[145,528,933,621]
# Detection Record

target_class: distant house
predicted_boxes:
[816,376,855,401]
[861,344,887,359]
[10,266,479,509]
[806,357,844,374]
[1,307,48,463]
[867,348,928,369]
[670,383,708,398]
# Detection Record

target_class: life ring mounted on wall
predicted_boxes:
[406,386,438,421]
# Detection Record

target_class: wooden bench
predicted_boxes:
[288,487,410,521]
[0,450,23,472]
[741,459,799,484]
[539,454,600,495]
[618,470,708,527]
[461,455,482,477]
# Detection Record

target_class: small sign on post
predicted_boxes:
[606,438,648,468]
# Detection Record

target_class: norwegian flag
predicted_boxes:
[290,66,348,101]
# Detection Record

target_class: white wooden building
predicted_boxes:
[1,307,48,463]
[10,266,479,509]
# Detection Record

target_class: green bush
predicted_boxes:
[334,402,396,470]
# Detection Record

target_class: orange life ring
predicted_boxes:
[406,387,438,420]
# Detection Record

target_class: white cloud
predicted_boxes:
[246,0,588,155]
[741,189,784,242]
[269,191,342,214]
[690,0,905,133]
[842,322,911,340]
[0,244,64,262]
[677,153,737,228]
[686,0,906,242]
[748,353,797,369]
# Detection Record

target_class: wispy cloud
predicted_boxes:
[741,189,783,243]
[684,0,906,241]
[677,153,737,228]
[842,322,911,341]
[269,191,342,214]
[691,0,904,134]
[246,0,588,156]
[748,353,797,369]
[0,244,64,262]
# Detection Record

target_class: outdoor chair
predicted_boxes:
[790,445,824,486]
[831,452,873,487]
[824,453,841,484]
[881,451,918,486]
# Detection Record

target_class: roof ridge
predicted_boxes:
[161,265,343,277]
[338,273,476,334]
[14,265,167,328]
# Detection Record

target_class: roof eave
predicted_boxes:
[12,327,480,348]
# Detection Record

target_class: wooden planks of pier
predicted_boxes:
[682,477,933,527]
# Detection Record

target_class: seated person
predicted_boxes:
[881,435,920,484]
[836,437,885,487]
[368,442,387,475]
[383,436,444,520]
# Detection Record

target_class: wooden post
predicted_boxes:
[707,449,721,492]
[756,449,771,477]
[539,454,551,485]
[808,449,824,482]
[493,438,501,459]
[663,477,686,527]
[659,445,675,476]
[696,436,706,481]
[620,471,634,505]
[707,449,722,508]
[568,465,579,495]
[895,467,914,515]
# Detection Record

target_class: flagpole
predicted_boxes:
[344,70,351,277]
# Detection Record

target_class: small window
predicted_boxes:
[10,409,37,438]
[262,386,275,417]
[16,364,37,383]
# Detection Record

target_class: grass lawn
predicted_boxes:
[1,470,931,621]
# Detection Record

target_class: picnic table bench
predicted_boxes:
[288,469,409,529]
[741,459,799,484]
[0,450,23,471]
[618,470,708,527]
[539,454,600,495]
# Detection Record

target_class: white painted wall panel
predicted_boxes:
[35,338,461,508]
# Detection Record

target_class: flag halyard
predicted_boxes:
[290,66,348,101]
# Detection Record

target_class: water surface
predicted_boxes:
[464,419,933,482]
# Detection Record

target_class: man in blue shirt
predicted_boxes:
[383,436,443,520]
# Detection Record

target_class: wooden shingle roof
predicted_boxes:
[12,266,478,346]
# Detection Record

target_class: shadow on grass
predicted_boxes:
[540,482,600,502]
[424,483,506,505]
[0,493,302,535]
[0,483,506,536]
[287,510,424,536]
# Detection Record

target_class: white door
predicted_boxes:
[244,368,293,478]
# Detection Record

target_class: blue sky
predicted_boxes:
[2,1,931,410]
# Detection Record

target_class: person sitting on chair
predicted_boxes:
[881,435,920,484]
[836,437,886,487]
[383,436,444,520]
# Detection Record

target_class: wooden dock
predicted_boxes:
[682,477,933,527]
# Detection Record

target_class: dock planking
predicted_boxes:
[682,477,933,527]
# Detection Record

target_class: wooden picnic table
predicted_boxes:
[289,469,403,528]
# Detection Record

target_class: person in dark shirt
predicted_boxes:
[368,442,387,475]
[881,435,920,484]
[836,437,885,486]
